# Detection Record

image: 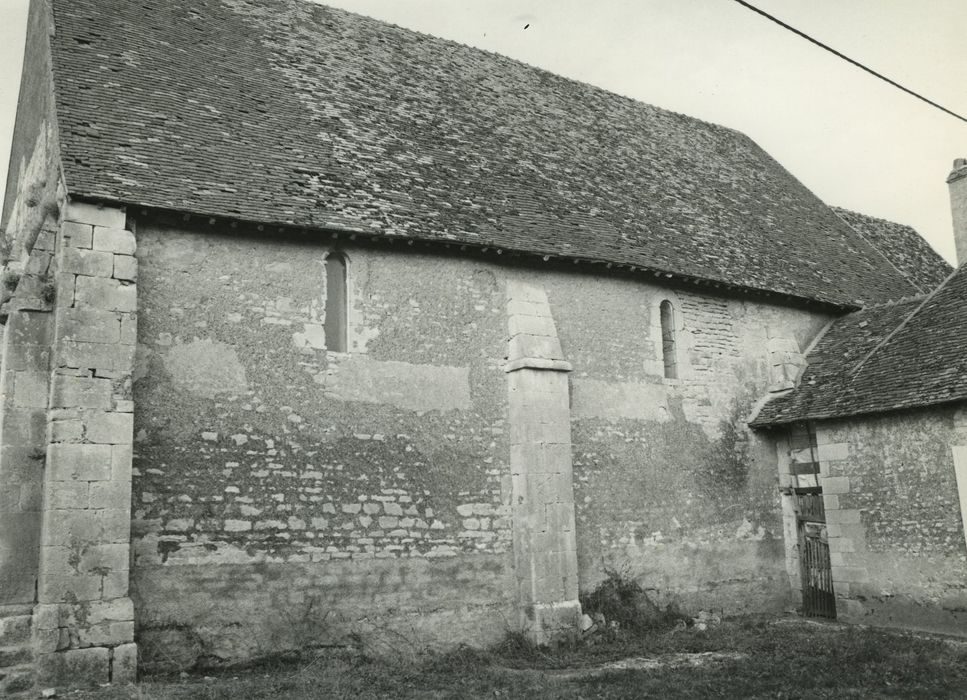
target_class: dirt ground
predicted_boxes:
[61,616,967,699]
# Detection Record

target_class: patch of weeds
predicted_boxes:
[579,568,687,634]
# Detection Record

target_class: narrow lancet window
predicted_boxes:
[660,300,678,379]
[325,252,348,352]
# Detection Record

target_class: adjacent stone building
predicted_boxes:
[0,0,956,695]
[752,164,967,633]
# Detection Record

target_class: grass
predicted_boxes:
[67,616,967,699]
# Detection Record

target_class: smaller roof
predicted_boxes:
[751,263,967,426]
[832,207,952,293]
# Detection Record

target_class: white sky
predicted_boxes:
[1,0,966,262]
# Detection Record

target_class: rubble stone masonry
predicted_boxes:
[795,408,967,634]
[128,219,831,668]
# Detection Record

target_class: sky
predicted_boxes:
[0,0,965,263]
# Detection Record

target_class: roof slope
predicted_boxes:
[753,264,967,426]
[48,0,918,306]
[833,207,952,293]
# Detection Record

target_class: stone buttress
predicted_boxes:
[504,279,581,642]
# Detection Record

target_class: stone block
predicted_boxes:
[47,444,113,481]
[0,668,35,695]
[76,620,134,648]
[86,597,134,625]
[33,626,69,653]
[0,512,41,602]
[74,276,136,313]
[820,476,851,495]
[2,408,48,447]
[19,482,43,512]
[89,480,132,510]
[58,340,135,373]
[827,537,855,553]
[0,613,31,645]
[85,411,134,445]
[50,417,85,443]
[53,280,76,317]
[12,371,48,409]
[92,227,136,255]
[540,419,571,445]
[42,512,111,548]
[61,221,93,249]
[825,508,862,525]
[101,570,129,599]
[36,647,110,688]
[112,642,138,684]
[51,375,112,409]
[65,202,126,229]
[50,483,90,510]
[38,571,103,603]
[508,333,564,362]
[506,298,545,317]
[32,604,64,631]
[0,645,32,667]
[57,307,121,344]
[816,442,849,463]
[113,255,137,282]
[119,314,136,345]
[4,341,51,373]
[60,248,114,278]
[508,314,557,338]
[6,309,53,346]
[0,444,41,485]
[111,445,133,479]
[507,281,548,304]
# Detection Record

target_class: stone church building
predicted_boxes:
[0,0,962,694]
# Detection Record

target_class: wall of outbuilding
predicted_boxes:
[803,408,967,634]
[129,219,832,668]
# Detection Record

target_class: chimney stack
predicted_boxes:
[948,158,967,267]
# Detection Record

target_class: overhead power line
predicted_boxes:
[729,0,967,124]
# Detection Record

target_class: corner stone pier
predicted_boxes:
[0,201,137,696]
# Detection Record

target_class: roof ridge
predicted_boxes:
[314,1,746,139]
[830,205,915,228]
[848,264,962,377]
[858,294,928,310]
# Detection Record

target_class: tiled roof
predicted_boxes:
[47,0,920,306]
[833,207,952,293]
[752,264,967,426]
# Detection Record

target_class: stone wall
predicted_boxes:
[130,219,831,667]
[131,222,516,668]
[796,407,967,634]
[549,275,827,614]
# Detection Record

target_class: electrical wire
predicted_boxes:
[730,0,967,124]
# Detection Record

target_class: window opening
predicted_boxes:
[659,300,678,379]
[325,252,348,352]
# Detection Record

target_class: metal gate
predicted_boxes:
[795,488,836,618]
